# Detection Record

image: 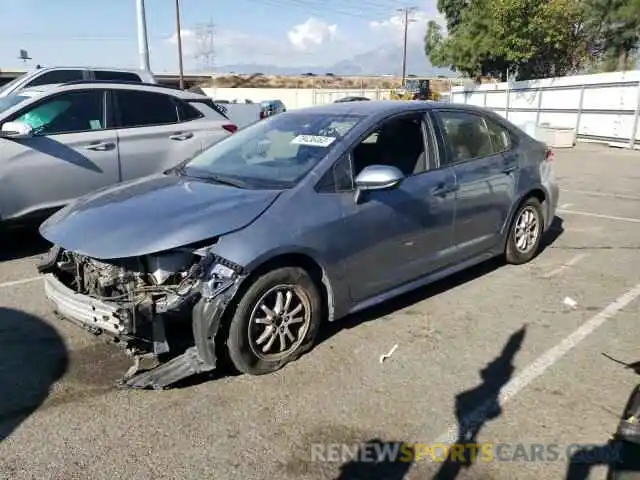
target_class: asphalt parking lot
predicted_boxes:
[1,142,639,480]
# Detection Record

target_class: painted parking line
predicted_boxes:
[430,282,640,446]
[562,189,640,201]
[557,209,640,224]
[0,276,43,289]
[542,253,589,279]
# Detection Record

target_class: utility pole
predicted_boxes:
[175,0,185,90]
[398,6,417,86]
[136,0,151,71]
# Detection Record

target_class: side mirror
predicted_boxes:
[353,164,404,203]
[0,121,33,139]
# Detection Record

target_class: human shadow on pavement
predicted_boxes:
[0,307,68,441]
[335,439,414,480]
[432,326,527,480]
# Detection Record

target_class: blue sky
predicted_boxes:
[0,0,443,72]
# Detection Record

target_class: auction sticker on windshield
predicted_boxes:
[291,135,336,147]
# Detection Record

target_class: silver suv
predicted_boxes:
[0,66,157,98]
[0,81,236,226]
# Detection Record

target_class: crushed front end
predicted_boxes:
[38,244,246,390]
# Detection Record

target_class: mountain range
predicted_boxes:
[216,42,457,77]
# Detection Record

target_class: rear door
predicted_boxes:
[0,89,119,220]
[432,108,517,260]
[112,89,209,180]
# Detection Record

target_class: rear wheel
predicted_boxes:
[225,267,322,375]
[505,197,544,265]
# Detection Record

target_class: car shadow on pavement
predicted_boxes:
[431,326,527,480]
[537,216,564,256]
[318,216,562,347]
[0,226,51,262]
[335,439,414,480]
[0,307,68,441]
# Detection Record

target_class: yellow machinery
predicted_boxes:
[390,78,440,101]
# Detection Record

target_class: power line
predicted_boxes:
[398,6,417,85]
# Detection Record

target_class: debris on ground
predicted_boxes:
[379,344,398,364]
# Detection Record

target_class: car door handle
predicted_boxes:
[502,164,517,174]
[84,141,114,151]
[431,183,459,197]
[169,132,194,141]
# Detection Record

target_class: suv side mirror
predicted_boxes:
[0,121,33,139]
[353,164,404,203]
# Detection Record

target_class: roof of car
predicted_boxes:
[290,100,475,116]
[21,81,209,100]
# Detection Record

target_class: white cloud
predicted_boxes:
[287,18,338,51]
[163,18,343,68]
[369,9,446,44]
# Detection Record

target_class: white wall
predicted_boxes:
[201,87,393,109]
[450,70,640,149]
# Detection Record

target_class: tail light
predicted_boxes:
[259,110,267,119]
[222,124,237,134]
[545,149,555,162]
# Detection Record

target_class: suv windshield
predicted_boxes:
[182,112,363,188]
[0,95,28,114]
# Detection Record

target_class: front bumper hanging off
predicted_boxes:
[39,247,246,390]
[120,287,240,390]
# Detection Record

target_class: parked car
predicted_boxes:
[259,99,286,119]
[38,100,559,389]
[334,96,371,103]
[0,66,157,98]
[0,80,236,227]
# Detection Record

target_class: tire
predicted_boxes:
[226,267,322,375]
[505,196,544,265]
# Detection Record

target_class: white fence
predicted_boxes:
[450,70,640,149]
[201,87,393,109]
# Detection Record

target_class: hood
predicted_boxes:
[39,173,281,259]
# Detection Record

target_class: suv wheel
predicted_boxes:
[226,267,322,375]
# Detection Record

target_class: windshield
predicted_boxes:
[0,73,29,96]
[182,112,363,189]
[0,95,28,114]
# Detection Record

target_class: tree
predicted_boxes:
[425,0,590,80]
[583,0,640,71]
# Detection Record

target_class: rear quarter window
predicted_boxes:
[94,71,142,82]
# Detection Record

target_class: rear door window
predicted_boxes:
[114,90,179,128]
[25,69,84,87]
[485,117,512,153]
[94,71,142,82]
[436,110,494,163]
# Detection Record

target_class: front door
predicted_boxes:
[335,112,457,303]
[433,109,517,259]
[0,89,119,220]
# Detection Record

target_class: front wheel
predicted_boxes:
[225,267,322,375]
[505,197,544,265]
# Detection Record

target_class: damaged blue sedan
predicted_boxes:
[37,100,559,389]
